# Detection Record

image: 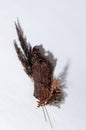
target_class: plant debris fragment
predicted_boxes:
[14,21,68,108]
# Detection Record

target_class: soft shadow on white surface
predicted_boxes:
[0,0,86,130]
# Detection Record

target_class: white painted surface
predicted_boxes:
[0,0,86,129]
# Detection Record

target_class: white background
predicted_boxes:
[0,0,86,130]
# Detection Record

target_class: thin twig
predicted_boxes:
[41,106,47,122]
[44,106,53,128]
